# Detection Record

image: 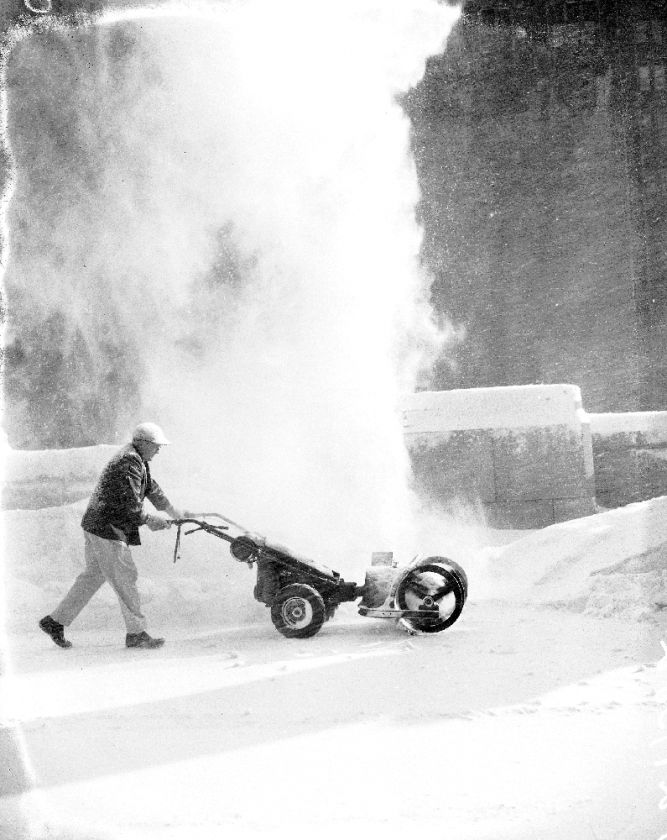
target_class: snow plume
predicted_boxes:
[2,1,461,573]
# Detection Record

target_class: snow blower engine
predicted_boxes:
[170,514,468,639]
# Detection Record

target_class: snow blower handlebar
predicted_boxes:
[180,512,250,530]
[168,514,235,564]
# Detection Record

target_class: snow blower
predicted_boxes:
[169,514,468,639]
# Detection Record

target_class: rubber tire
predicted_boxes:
[420,556,468,599]
[271,584,326,638]
[395,561,466,634]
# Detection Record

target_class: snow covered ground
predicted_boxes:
[4,2,663,836]
[2,496,667,839]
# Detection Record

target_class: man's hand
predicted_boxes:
[145,514,172,531]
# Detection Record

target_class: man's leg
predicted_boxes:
[95,541,164,648]
[50,532,106,627]
[88,533,147,635]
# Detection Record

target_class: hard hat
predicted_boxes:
[132,422,171,446]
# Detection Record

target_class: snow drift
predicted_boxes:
[479,495,667,620]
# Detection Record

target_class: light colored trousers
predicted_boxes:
[51,531,146,634]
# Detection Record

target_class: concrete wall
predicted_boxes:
[590,412,667,509]
[403,384,596,529]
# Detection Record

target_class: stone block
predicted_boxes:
[485,500,555,529]
[492,425,594,501]
[406,430,495,504]
[553,497,597,523]
[594,447,667,508]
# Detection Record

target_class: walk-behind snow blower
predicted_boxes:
[170,514,468,639]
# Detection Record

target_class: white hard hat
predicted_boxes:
[132,422,171,446]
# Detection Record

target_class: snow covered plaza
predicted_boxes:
[2,2,667,840]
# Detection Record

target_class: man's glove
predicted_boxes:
[145,513,172,531]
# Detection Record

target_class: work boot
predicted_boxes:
[125,631,165,649]
[39,615,72,649]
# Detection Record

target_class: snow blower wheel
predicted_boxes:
[434,557,469,599]
[395,560,466,634]
[271,583,326,638]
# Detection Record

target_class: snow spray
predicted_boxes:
[1,0,461,576]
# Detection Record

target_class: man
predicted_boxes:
[39,422,187,650]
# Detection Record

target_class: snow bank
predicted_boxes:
[479,494,667,620]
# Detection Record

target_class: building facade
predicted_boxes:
[406,0,667,411]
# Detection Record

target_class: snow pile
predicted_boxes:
[478,495,667,620]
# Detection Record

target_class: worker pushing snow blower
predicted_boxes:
[37,417,467,646]
[39,422,192,651]
[170,514,468,638]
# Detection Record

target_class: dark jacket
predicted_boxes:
[81,443,172,545]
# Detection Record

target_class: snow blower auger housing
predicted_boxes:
[170,515,468,639]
